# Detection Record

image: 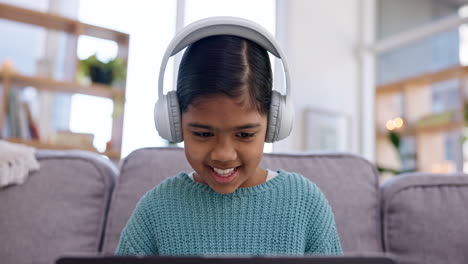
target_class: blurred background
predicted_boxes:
[1,0,468,182]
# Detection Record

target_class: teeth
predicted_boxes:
[212,167,235,177]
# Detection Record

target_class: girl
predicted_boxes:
[116,17,342,256]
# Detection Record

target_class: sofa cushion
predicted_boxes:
[0,150,117,264]
[103,148,382,254]
[381,173,468,264]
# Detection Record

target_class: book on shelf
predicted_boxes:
[23,101,40,140]
[5,87,97,151]
[6,88,40,140]
[6,89,20,138]
[17,99,29,139]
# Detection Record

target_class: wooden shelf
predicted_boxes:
[0,3,129,161]
[0,71,124,99]
[6,138,121,160]
[0,3,129,44]
[377,122,465,139]
[376,65,466,95]
[376,111,465,138]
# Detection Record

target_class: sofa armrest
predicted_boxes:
[381,173,468,264]
[0,149,117,264]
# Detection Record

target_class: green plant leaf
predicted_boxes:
[388,130,400,150]
[77,54,126,85]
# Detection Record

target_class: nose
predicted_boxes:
[210,136,237,162]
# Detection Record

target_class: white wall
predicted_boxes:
[274,0,369,157]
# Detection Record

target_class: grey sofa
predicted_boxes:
[1,147,467,264]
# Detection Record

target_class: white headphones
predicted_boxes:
[154,16,294,143]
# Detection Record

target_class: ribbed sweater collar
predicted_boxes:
[176,169,289,197]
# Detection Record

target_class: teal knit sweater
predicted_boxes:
[115,170,342,256]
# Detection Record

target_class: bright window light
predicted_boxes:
[75,0,177,158]
[183,0,276,32]
[459,4,468,18]
[69,94,113,152]
[77,35,118,62]
[459,24,468,65]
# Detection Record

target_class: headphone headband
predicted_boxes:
[158,16,291,99]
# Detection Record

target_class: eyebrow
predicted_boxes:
[187,123,261,130]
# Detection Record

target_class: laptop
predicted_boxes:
[56,255,396,264]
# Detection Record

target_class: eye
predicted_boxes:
[236,132,255,139]
[193,131,214,138]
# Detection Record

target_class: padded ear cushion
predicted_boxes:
[154,92,182,143]
[166,91,183,143]
[266,91,283,143]
[154,96,170,141]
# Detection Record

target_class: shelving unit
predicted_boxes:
[0,3,129,160]
[6,138,121,160]
[0,71,124,99]
[375,65,467,174]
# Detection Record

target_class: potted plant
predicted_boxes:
[77,54,126,86]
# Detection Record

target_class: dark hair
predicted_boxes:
[176,35,272,116]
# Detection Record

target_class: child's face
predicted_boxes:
[182,94,268,194]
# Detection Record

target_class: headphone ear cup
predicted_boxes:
[154,91,183,143]
[266,91,293,143]
[166,91,183,143]
[265,91,282,143]
[154,95,170,141]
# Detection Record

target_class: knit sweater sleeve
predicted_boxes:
[115,191,159,256]
[304,183,343,255]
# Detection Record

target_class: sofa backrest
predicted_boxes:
[103,148,382,254]
[0,150,117,264]
[381,173,468,264]
[260,153,382,253]
[102,148,193,253]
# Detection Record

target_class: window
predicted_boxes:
[75,0,177,157]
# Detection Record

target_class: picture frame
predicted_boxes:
[303,108,350,152]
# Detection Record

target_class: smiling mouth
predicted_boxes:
[209,166,240,184]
